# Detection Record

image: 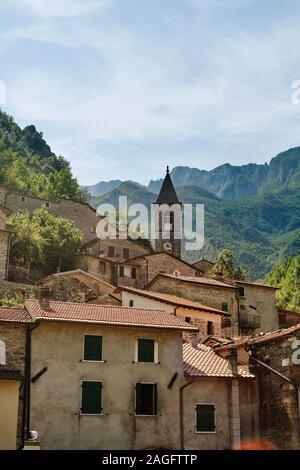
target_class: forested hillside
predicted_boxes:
[0,110,87,202]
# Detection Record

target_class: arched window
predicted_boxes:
[0,339,6,365]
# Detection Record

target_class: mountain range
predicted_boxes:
[87,148,300,280]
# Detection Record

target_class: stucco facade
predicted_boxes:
[0,378,21,450]
[30,322,184,450]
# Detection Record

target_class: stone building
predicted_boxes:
[121,286,229,341]
[148,274,279,335]
[153,167,182,258]
[0,184,102,242]
[192,258,214,275]
[118,252,200,289]
[75,254,117,286]
[81,237,151,262]
[37,269,120,305]
[0,307,33,449]
[0,204,14,282]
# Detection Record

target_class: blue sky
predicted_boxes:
[1,0,300,185]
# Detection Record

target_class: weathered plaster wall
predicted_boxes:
[30,322,184,450]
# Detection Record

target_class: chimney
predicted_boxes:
[221,317,232,339]
[38,287,51,309]
[215,270,223,280]
[228,347,238,377]
[188,332,199,349]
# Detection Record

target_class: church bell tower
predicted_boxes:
[154,166,182,258]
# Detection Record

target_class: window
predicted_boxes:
[20,196,26,203]
[84,335,102,361]
[119,266,124,277]
[0,339,6,365]
[195,404,216,433]
[138,339,155,363]
[108,246,115,257]
[238,287,245,297]
[123,248,130,259]
[135,383,157,416]
[45,201,50,209]
[132,268,137,279]
[221,303,228,312]
[129,300,134,307]
[81,381,102,415]
[185,316,191,323]
[207,321,214,335]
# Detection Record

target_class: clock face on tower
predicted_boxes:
[163,242,173,253]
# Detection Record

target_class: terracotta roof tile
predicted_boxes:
[25,300,198,331]
[0,307,33,323]
[183,343,254,378]
[121,287,228,315]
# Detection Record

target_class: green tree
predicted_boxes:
[264,256,300,311]
[209,249,248,280]
[7,208,83,274]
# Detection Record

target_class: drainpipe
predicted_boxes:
[180,380,195,450]
[22,322,39,448]
[251,356,300,426]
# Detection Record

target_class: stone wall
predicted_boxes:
[149,276,238,333]
[0,185,101,242]
[0,280,37,302]
[0,232,10,281]
[74,254,117,285]
[252,331,300,449]
[82,238,150,261]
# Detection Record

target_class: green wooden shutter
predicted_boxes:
[138,339,155,362]
[221,303,228,312]
[196,404,215,432]
[81,381,102,414]
[84,335,102,361]
[135,383,157,415]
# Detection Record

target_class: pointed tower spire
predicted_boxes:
[156,166,179,204]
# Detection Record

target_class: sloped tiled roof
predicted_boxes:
[0,307,33,323]
[121,286,228,315]
[149,273,236,289]
[183,343,254,378]
[25,300,198,331]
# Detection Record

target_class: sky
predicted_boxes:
[1,0,300,185]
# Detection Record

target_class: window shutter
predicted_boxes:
[138,339,155,362]
[84,335,102,361]
[196,404,215,432]
[81,381,102,414]
[221,303,228,312]
[135,383,142,414]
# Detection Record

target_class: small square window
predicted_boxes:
[20,196,26,203]
[119,265,124,277]
[129,300,134,307]
[81,381,102,415]
[84,335,102,361]
[238,287,245,297]
[108,246,115,258]
[138,339,155,363]
[132,268,137,279]
[195,404,216,433]
[135,383,157,416]
[221,303,228,312]
[207,321,214,335]
[185,316,191,323]
[123,248,130,259]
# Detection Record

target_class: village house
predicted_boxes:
[192,258,215,275]
[37,270,121,305]
[81,237,151,261]
[0,306,33,450]
[278,309,300,328]
[0,294,259,450]
[147,273,279,335]
[0,184,102,243]
[120,286,230,341]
